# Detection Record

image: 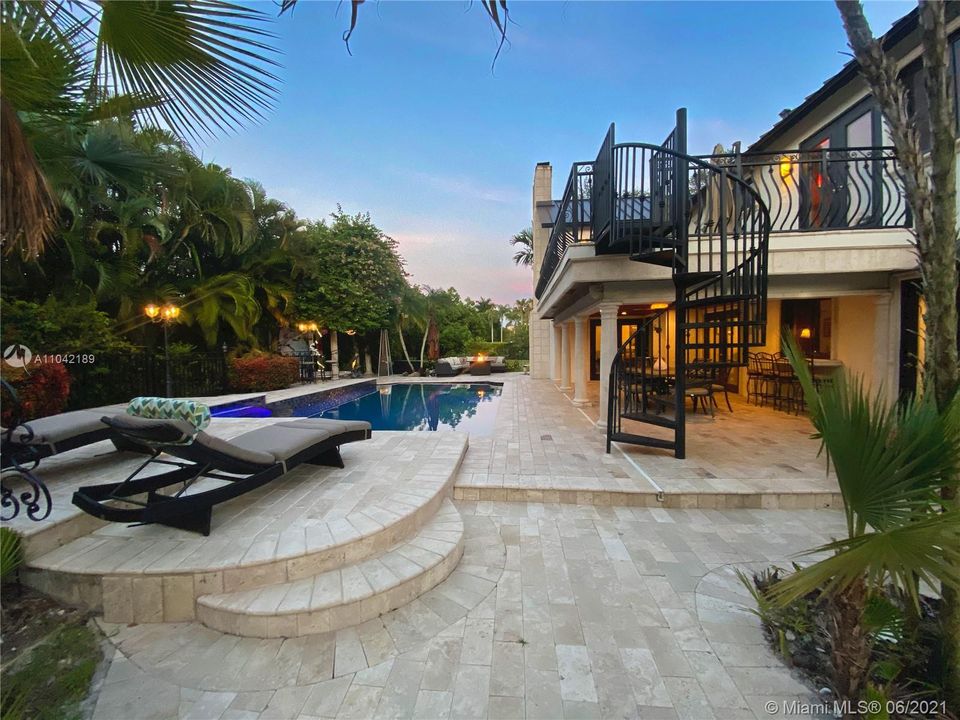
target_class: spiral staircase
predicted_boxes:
[599,110,771,458]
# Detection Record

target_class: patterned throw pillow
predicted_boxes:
[126,397,212,438]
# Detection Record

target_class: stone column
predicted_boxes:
[551,323,563,384]
[572,316,591,406]
[596,302,620,428]
[558,322,573,392]
[330,332,340,380]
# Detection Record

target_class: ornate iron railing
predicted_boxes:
[704,146,907,233]
[535,161,593,299]
[535,144,906,300]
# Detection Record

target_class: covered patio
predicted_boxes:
[453,376,838,508]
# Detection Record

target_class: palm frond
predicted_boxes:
[769,511,960,609]
[783,337,960,536]
[93,1,281,142]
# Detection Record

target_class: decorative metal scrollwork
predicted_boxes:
[1,379,52,522]
[1,463,52,522]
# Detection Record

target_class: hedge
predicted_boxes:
[229,354,300,392]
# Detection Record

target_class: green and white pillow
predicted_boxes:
[126,397,212,439]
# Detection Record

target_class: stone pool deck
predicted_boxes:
[6,372,844,719]
[91,502,844,720]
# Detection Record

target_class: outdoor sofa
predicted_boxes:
[73,407,372,535]
[436,357,468,376]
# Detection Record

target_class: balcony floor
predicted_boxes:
[454,377,838,508]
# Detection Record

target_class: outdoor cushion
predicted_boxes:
[103,414,198,445]
[278,419,372,436]
[5,410,106,446]
[224,425,334,462]
[126,397,211,432]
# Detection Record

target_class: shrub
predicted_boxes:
[0,297,131,356]
[229,354,299,392]
[0,528,23,581]
[1,363,71,423]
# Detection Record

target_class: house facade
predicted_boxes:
[527,7,959,455]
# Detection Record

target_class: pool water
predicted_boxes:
[320,383,502,434]
[214,383,503,434]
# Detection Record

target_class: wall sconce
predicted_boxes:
[779,157,792,179]
[650,303,669,310]
[799,327,812,339]
[345,329,356,336]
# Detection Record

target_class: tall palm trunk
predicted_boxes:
[829,576,871,716]
[420,315,431,374]
[397,319,416,373]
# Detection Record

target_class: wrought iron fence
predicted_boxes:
[66,351,229,410]
[705,146,908,233]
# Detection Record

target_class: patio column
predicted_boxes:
[559,322,573,392]
[551,323,563,384]
[330,332,340,380]
[572,315,590,406]
[596,302,620,429]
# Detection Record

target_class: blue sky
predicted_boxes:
[204,0,913,304]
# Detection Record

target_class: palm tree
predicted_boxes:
[1,1,281,257]
[768,337,960,707]
[397,286,428,373]
[474,297,496,342]
[510,228,534,267]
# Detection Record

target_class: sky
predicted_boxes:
[203,0,914,304]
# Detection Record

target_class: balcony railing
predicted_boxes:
[705,146,908,233]
[535,161,592,298]
[535,144,907,299]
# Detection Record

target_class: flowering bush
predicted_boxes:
[1,363,71,424]
[228,354,299,392]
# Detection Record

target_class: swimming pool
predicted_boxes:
[213,383,503,434]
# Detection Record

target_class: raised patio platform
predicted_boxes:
[20,429,468,635]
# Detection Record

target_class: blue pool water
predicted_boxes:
[214,383,503,434]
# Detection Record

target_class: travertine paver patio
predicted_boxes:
[454,377,838,508]
[90,500,845,719]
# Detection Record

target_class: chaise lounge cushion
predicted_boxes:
[217,425,334,464]
[277,418,371,436]
[4,410,107,446]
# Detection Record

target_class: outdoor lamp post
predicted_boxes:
[145,303,180,397]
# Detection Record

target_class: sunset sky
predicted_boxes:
[205,1,912,304]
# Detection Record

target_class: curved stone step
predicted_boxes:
[196,499,464,638]
[22,433,468,624]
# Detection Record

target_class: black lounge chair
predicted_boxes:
[1,380,133,522]
[72,415,371,535]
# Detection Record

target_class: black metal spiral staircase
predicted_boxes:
[602,109,771,458]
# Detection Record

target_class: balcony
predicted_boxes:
[535,144,907,299]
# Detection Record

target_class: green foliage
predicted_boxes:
[1,624,101,720]
[769,337,960,610]
[0,298,131,355]
[0,528,23,581]
[294,211,407,334]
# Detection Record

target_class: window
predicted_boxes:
[901,32,960,150]
[781,299,832,358]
